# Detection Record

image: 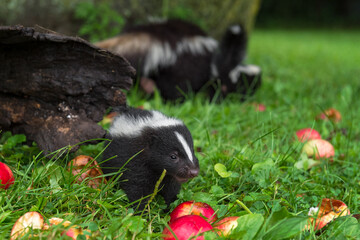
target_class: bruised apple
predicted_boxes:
[44,217,90,239]
[169,201,217,224]
[306,198,350,231]
[163,215,213,240]
[68,155,106,188]
[296,128,321,142]
[0,162,15,189]
[302,139,335,159]
[10,212,44,240]
[214,216,239,236]
[44,217,86,240]
[317,108,342,123]
[44,217,72,229]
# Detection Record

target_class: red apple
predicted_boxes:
[169,201,217,224]
[302,139,335,159]
[214,216,239,236]
[0,162,15,189]
[317,108,342,123]
[65,227,84,240]
[163,215,213,240]
[252,103,266,112]
[306,198,350,231]
[68,155,106,189]
[10,212,44,240]
[296,128,321,142]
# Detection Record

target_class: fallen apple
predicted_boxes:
[169,201,217,224]
[317,108,342,123]
[0,162,15,189]
[68,155,106,188]
[43,217,72,229]
[252,103,266,112]
[306,198,350,231]
[302,139,335,159]
[43,217,88,239]
[163,215,213,240]
[214,216,239,236]
[10,212,44,240]
[296,128,321,142]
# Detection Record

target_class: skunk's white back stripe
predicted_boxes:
[229,64,261,84]
[176,36,218,56]
[144,41,177,76]
[174,131,193,163]
[143,36,218,76]
[95,33,152,55]
[110,110,183,137]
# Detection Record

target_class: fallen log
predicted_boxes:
[0,25,135,153]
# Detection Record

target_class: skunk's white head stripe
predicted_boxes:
[229,64,261,84]
[110,111,183,137]
[174,131,193,163]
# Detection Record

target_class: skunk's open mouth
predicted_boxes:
[173,175,190,183]
[174,176,190,183]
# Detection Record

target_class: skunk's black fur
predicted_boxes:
[95,19,261,101]
[101,107,199,209]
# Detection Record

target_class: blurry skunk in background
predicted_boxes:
[95,19,261,101]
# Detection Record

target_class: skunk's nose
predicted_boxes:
[189,168,199,178]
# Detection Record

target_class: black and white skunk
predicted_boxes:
[101,107,199,209]
[95,19,261,101]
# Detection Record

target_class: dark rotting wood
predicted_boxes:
[0,25,136,153]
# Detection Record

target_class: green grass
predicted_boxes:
[1,29,360,239]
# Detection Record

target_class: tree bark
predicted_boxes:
[0,25,135,153]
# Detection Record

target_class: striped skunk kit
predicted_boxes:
[101,107,199,209]
[96,19,261,101]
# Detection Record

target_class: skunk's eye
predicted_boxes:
[170,153,178,160]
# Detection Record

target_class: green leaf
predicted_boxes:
[230,214,264,240]
[214,163,232,178]
[266,207,292,229]
[3,134,26,150]
[210,185,224,195]
[263,216,308,240]
[87,222,99,232]
[204,231,219,239]
[251,159,275,174]
[251,159,278,188]
[294,155,320,170]
[262,207,308,240]
[193,192,215,206]
[243,192,272,202]
[122,216,145,234]
[325,216,360,239]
